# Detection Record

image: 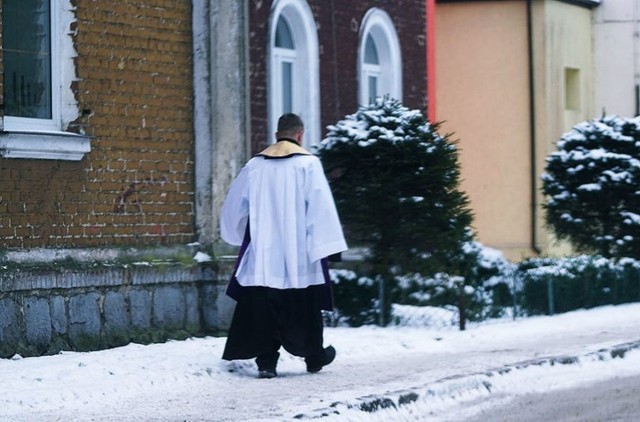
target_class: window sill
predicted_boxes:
[0,130,91,161]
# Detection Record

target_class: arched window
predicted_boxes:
[274,16,296,114]
[363,34,381,105]
[268,0,320,147]
[358,8,402,105]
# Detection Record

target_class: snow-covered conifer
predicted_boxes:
[542,116,640,258]
[316,97,473,282]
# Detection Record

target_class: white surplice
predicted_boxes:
[220,141,348,290]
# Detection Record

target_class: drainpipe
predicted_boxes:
[635,0,640,116]
[426,0,436,121]
[527,0,542,255]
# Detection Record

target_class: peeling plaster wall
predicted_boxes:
[60,0,82,131]
[193,0,250,246]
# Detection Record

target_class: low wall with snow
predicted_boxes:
[0,262,237,358]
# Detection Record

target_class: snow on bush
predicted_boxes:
[330,252,640,326]
[517,255,640,315]
[328,269,380,327]
[316,97,474,326]
[542,115,640,258]
[328,242,515,327]
[316,96,472,282]
[392,241,514,324]
[319,106,640,325]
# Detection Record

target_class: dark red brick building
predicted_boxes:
[248,0,427,153]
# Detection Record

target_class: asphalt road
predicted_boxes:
[464,374,640,422]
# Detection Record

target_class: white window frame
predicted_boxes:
[362,65,381,105]
[0,0,90,160]
[3,0,60,132]
[273,26,298,114]
[268,0,320,147]
[358,8,403,106]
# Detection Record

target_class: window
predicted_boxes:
[268,0,320,147]
[274,16,296,114]
[4,0,57,130]
[363,34,381,104]
[0,0,90,160]
[565,68,581,111]
[358,8,402,105]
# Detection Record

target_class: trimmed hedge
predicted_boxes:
[517,256,640,315]
[328,254,640,327]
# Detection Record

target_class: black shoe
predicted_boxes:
[258,368,277,379]
[256,350,280,379]
[306,346,336,373]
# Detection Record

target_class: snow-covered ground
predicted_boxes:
[1,303,640,421]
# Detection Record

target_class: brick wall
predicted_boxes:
[0,0,3,127]
[249,0,428,154]
[0,1,195,248]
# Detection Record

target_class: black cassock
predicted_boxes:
[222,284,326,361]
[222,226,334,363]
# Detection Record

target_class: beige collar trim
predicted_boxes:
[258,141,312,158]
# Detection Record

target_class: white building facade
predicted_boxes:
[594,0,639,117]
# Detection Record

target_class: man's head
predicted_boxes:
[276,113,304,144]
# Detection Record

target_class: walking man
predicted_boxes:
[220,113,348,378]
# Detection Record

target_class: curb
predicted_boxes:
[292,339,640,420]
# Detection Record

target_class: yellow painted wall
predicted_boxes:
[435,1,532,260]
[533,0,595,255]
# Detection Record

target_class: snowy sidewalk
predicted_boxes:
[1,304,640,421]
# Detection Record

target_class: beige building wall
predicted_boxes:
[435,0,595,260]
[533,0,595,255]
[435,1,532,260]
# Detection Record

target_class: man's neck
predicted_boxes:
[277,137,300,145]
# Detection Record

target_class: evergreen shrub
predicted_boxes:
[328,241,514,327]
[516,256,640,315]
[542,116,640,258]
[327,269,379,327]
[316,97,474,325]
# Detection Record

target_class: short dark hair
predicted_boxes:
[277,113,304,133]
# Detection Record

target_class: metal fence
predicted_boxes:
[327,258,640,330]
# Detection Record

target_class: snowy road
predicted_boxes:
[1,304,639,421]
[464,374,640,422]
